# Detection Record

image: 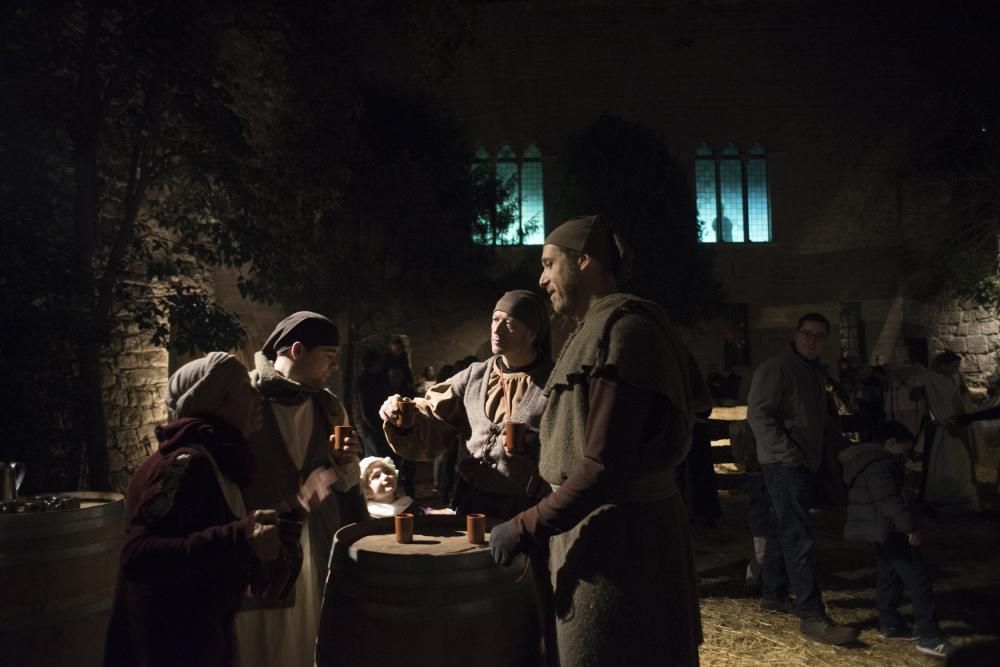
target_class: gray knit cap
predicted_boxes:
[494,290,547,338]
[165,352,250,421]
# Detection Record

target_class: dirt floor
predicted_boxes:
[692,463,1000,666]
[412,460,999,665]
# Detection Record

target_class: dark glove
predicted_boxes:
[489,518,530,567]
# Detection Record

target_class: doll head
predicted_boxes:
[359,456,399,503]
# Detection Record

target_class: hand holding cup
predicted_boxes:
[378,394,401,423]
[395,397,416,429]
[250,509,280,561]
[329,425,359,464]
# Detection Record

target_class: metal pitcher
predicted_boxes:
[0,461,26,502]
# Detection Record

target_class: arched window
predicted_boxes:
[695,143,718,243]
[719,142,745,243]
[520,143,545,245]
[694,142,771,243]
[472,142,546,246]
[746,143,771,242]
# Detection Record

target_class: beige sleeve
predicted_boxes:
[383,381,466,462]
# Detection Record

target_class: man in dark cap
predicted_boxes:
[235,311,366,667]
[489,215,710,665]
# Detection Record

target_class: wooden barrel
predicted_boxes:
[316,515,542,667]
[0,492,125,667]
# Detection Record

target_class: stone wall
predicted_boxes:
[103,321,170,492]
[904,297,1000,386]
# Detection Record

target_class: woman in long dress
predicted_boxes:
[917,352,980,512]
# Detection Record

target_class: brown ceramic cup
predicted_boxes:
[466,513,486,545]
[396,398,416,429]
[333,425,355,451]
[503,421,527,454]
[395,513,414,544]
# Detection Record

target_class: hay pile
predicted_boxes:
[693,472,999,667]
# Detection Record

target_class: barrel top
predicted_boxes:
[353,531,490,556]
[0,492,124,531]
[336,516,494,560]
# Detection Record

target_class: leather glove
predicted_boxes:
[489,518,530,567]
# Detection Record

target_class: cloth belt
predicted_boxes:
[551,467,678,504]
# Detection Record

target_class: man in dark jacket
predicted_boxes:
[839,421,956,659]
[747,313,857,645]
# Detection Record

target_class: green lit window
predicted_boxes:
[472,142,545,246]
[520,144,545,244]
[695,143,718,242]
[747,143,771,242]
[695,143,771,244]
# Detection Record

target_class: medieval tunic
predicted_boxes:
[235,355,366,667]
[915,366,980,510]
[104,417,257,667]
[384,354,552,518]
[510,293,707,666]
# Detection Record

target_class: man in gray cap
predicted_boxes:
[362,290,556,664]
[378,290,553,519]
[235,312,365,667]
[490,215,710,665]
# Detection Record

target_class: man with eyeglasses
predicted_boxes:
[747,313,858,646]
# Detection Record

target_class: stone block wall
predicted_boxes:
[904,297,1000,386]
[102,321,170,492]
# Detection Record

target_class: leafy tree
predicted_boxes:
[201,85,508,408]
[1,0,488,491]
[1,1,276,490]
[555,115,725,324]
[894,2,1000,308]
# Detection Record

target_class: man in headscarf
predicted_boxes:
[105,353,280,667]
[489,215,710,666]
[235,312,366,667]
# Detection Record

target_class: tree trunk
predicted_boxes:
[78,342,112,491]
[340,309,359,427]
[70,3,111,491]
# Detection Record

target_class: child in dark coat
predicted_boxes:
[839,421,956,659]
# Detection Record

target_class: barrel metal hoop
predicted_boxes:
[0,537,122,566]
[0,515,123,541]
[0,594,113,630]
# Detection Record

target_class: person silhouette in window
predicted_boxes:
[713,203,734,242]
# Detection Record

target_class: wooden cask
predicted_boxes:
[316,515,542,667]
[0,492,125,667]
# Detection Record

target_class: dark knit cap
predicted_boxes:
[494,290,547,338]
[164,352,249,421]
[261,311,340,361]
[544,214,621,275]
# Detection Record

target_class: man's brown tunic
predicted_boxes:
[511,293,708,666]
